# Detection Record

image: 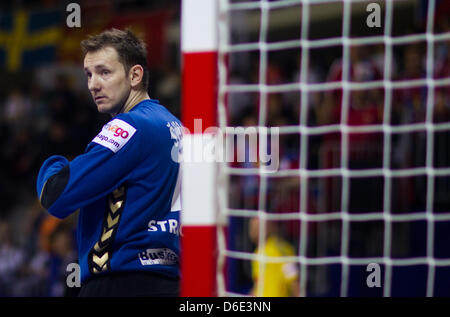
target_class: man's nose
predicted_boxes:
[88,74,101,92]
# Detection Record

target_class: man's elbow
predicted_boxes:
[39,165,70,216]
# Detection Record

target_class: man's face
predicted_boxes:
[84,46,131,115]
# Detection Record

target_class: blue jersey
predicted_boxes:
[36,99,182,283]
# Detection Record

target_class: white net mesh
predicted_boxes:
[216,0,450,297]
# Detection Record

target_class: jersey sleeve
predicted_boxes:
[36,116,143,219]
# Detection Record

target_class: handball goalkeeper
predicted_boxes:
[36,29,182,297]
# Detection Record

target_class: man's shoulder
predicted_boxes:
[119,100,180,130]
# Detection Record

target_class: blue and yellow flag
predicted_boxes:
[0,9,62,71]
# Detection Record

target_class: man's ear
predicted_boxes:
[129,64,144,89]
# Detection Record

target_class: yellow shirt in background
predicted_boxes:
[252,236,299,297]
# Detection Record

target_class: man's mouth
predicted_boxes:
[95,96,106,102]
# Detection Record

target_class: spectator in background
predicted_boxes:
[47,224,77,297]
[29,83,50,136]
[7,128,39,189]
[434,89,450,124]
[156,61,181,119]
[13,214,62,296]
[46,74,77,127]
[12,211,78,297]
[393,44,427,125]
[391,44,427,174]
[248,217,299,297]
[434,38,450,118]
[326,45,382,118]
[41,121,70,159]
[4,87,32,132]
[0,221,24,296]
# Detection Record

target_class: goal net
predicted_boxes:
[181,0,450,297]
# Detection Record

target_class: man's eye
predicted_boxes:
[102,70,110,76]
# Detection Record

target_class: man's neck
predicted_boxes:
[118,89,150,115]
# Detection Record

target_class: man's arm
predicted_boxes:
[37,155,70,209]
[36,117,142,219]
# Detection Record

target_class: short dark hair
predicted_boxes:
[81,28,149,91]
